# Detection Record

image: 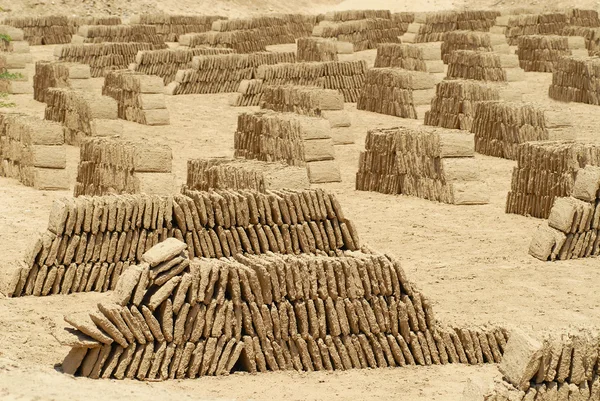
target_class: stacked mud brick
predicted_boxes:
[258,85,350,130]
[562,26,600,55]
[445,50,509,82]
[179,30,267,53]
[56,235,508,380]
[0,26,33,94]
[312,18,406,52]
[356,126,489,205]
[470,101,573,160]
[424,80,502,131]
[441,31,510,64]
[373,43,444,73]
[102,70,169,126]
[0,15,104,45]
[357,68,423,118]
[186,158,309,192]
[403,11,500,44]
[0,113,68,190]
[33,61,91,103]
[0,25,30,54]
[5,187,360,297]
[70,17,122,27]
[516,35,587,72]
[506,141,600,218]
[129,14,226,42]
[548,56,600,105]
[529,165,600,261]
[71,25,166,47]
[44,88,122,146]
[464,329,600,400]
[129,48,234,85]
[567,8,600,26]
[234,111,341,184]
[297,38,345,62]
[252,60,367,103]
[56,43,157,78]
[166,52,295,96]
[75,138,173,197]
[494,13,570,46]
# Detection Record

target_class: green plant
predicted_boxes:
[0,92,15,108]
[0,71,23,80]
[0,33,11,43]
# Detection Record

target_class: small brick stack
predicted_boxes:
[445,50,507,82]
[71,25,166,47]
[356,68,419,119]
[129,14,226,42]
[0,112,68,190]
[548,55,600,105]
[495,12,571,46]
[102,70,169,126]
[516,35,586,72]
[403,11,500,43]
[441,31,510,64]
[33,61,91,103]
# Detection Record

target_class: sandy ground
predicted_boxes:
[2,2,600,398]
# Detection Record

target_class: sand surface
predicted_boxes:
[1,0,600,399]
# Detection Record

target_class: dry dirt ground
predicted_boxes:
[2,1,600,399]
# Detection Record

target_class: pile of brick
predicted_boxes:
[33,61,91,103]
[495,12,570,46]
[529,165,600,261]
[186,158,309,192]
[44,88,122,146]
[465,329,600,400]
[516,35,586,72]
[441,31,510,64]
[471,101,552,160]
[0,15,121,45]
[0,25,30,53]
[102,70,169,126]
[234,111,341,184]
[505,141,600,218]
[258,85,350,129]
[130,48,234,85]
[166,52,295,96]
[71,25,166,47]
[403,11,500,43]
[6,187,359,297]
[75,138,173,197]
[446,50,510,82]
[567,8,600,26]
[129,14,226,42]
[424,80,503,131]
[374,43,444,73]
[561,26,600,55]
[179,30,268,53]
[56,236,507,379]
[322,9,396,21]
[55,43,157,78]
[0,26,33,94]
[252,60,368,103]
[312,19,405,52]
[356,126,489,205]
[548,55,600,104]
[357,68,426,118]
[0,112,68,190]
[297,38,345,62]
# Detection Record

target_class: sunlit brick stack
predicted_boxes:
[74,137,174,197]
[0,112,68,190]
[495,12,570,46]
[130,48,235,85]
[445,50,507,81]
[102,70,169,126]
[55,43,157,78]
[506,141,600,218]
[441,31,510,64]
[166,52,295,96]
[33,61,91,103]
[234,111,341,184]
[529,165,600,261]
[44,88,122,146]
[296,38,339,62]
[516,35,586,72]
[356,126,489,205]
[356,68,419,119]
[0,26,33,94]
[403,11,500,44]
[561,26,600,55]
[130,14,226,42]
[548,55,600,105]
[71,25,166,47]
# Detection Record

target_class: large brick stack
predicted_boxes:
[506,141,600,218]
[0,113,68,190]
[130,48,234,85]
[374,42,444,73]
[561,26,600,55]
[102,70,169,126]
[516,35,586,72]
[234,111,341,184]
[356,126,489,205]
[166,52,295,96]
[445,50,508,82]
[130,14,226,42]
[495,12,570,46]
[548,55,600,105]
[186,158,309,192]
[424,80,502,131]
[6,187,359,297]
[44,88,122,146]
[441,31,510,64]
[71,25,166,47]
[296,37,339,62]
[55,43,157,78]
[55,236,507,380]
[33,61,91,103]
[529,165,600,261]
[356,68,420,119]
[75,137,174,197]
[179,30,268,53]
[403,11,500,43]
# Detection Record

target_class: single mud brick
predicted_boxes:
[321,336,342,370]
[353,259,371,298]
[206,336,227,376]
[418,331,433,365]
[569,335,588,384]
[386,334,406,366]
[349,298,369,335]
[456,328,478,364]
[89,344,112,379]
[215,338,237,376]
[157,343,175,380]
[407,332,425,365]
[142,237,186,267]
[557,340,574,384]
[101,345,124,379]
[78,263,93,293]
[331,336,352,370]
[97,303,134,344]
[113,343,137,379]
[287,301,299,338]
[305,300,319,339]
[471,329,484,364]
[485,330,502,364]
[62,346,89,375]
[356,334,376,368]
[119,307,145,345]
[171,273,191,315]
[65,312,113,345]
[156,298,174,343]
[146,342,167,380]
[499,329,544,391]
[323,297,341,337]
[249,336,268,373]
[147,276,182,311]
[362,299,381,335]
[85,262,103,292]
[474,330,493,364]
[125,343,145,379]
[31,264,48,297]
[135,342,155,380]
[262,338,281,371]
[211,301,228,338]
[290,259,305,299]
[75,345,99,377]
[111,263,142,306]
[51,265,66,295]
[40,266,58,296]
[172,303,190,345]
[312,337,331,371]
